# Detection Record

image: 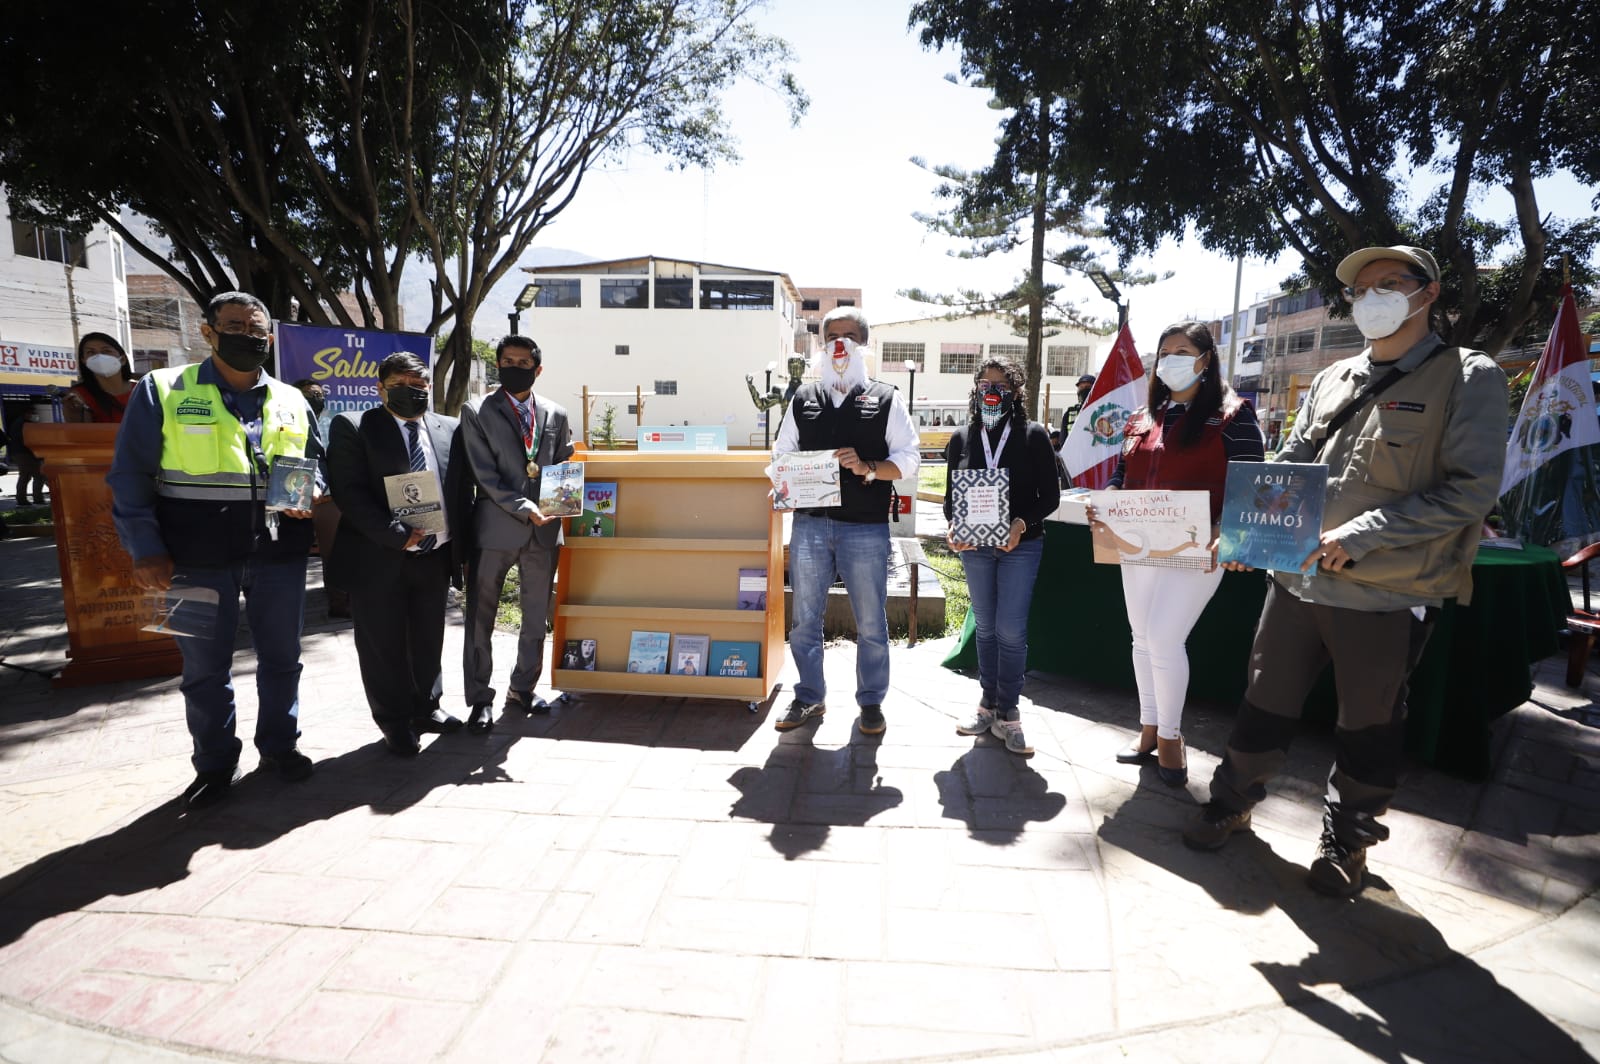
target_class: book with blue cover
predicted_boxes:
[709,640,761,678]
[948,468,1011,546]
[626,630,670,674]
[1216,461,1328,571]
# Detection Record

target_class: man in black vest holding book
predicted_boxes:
[772,306,921,735]
[327,352,468,756]
[1183,245,1507,897]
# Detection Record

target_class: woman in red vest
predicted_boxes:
[1108,321,1263,784]
[63,332,136,424]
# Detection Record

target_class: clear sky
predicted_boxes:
[528,0,1598,359]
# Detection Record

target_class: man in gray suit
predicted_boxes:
[458,335,574,731]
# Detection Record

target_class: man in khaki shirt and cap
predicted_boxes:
[1183,245,1508,897]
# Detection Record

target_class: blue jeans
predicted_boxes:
[959,537,1044,712]
[788,514,890,707]
[172,556,307,773]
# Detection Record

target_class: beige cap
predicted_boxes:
[1336,245,1440,285]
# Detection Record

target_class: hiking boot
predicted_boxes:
[857,704,886,735]
[1182,802,1252,851]
[956,707,996,736]
[1307,830,1368,897]
[774,699,825,731]
[989,714,1034,756]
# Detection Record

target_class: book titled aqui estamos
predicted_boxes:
[709,640,761,678]
[573,482,617,537]
[537,461,584,518]
[1216,461,1328,572]
[626,630,670,674]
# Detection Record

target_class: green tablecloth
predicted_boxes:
[943,521,1569,778]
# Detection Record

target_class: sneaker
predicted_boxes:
[989,714,1034,756]
[260,748,315,782]
[1182,802,1253,851]
[774,699,825,731]
[1307,830,1368,897]
[956,707,996,736]
[181,764,240,810]
[857,704,886,735]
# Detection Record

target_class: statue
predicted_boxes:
[746,355,808,420]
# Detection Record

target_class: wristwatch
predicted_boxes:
[864,460,878,483]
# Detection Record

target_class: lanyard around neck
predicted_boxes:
[979,421,1012,470]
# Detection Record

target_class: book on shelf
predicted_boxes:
[1086,489,1213,570]
[948,468,1012,546]
[626,630,670,674]
[383,470,448,532]
[709,640,761,678]
[573,482,617,537]
[671,633,710,675]
[1216,462,1328,571]
[560,638,597,671]
[538,460,584,518]
[737,568,767,610]
[265,456,318,513]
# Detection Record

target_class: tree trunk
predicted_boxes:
[1025,95,1051,421]
[437,321,475,415]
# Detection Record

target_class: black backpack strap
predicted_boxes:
[1310,342,1449,460]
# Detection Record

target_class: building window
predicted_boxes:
[129,295,181,330]
[601,278,648,309]
[700,279,774,311]
[615,345,630,356]
[836,298,855,307]
[940,343,981,376]
[1320,323,1365,350]
[112,236,125,282]
[654,380,678,396]
[1046,345,1090,376]
[801,298,820,311]
[1287,329,1316,354]
[535,279,581,308]
[880,341,925,371]
[654,278,692,309]
[10,219,86,266]
[133,348,169,373]
[988,343,1026,363]
[1255,306,1269,325]
[627,403,638,415]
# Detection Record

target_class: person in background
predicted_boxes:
[63,332,137,424]
[4,400,46,504]
[944,356,1061,755]
[295,379,351,620]
[1101,321,1263,786]
[1060,373,1096,437]
[1048,429,1070,488]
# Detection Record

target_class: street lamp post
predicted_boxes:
[903,359,918,419]
[1087,270,1127,330]
[509,283,541,335]
[763,360,777,448]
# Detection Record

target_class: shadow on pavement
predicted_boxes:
[1098,794,1595,1063]
[933,742,1067,843]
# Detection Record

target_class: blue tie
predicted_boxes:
[405,421,437,552]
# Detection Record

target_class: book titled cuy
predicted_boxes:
[538,461,584,518]
[573,481,618,537]
[709,640,761,678]
[1216,461,1328,571]
[626,630,670,674]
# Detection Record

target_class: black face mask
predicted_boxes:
[214,331,272,372]
[305,394,326,416]
[498,364,537,395]
[385,384,430,419]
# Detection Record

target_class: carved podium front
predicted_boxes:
[30,423,182,687]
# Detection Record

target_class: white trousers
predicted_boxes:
[1120,562,1225,740]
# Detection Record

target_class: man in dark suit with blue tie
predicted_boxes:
[326,352,469,755]
[458,335,574,728]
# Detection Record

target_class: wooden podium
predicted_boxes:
[30,423,183,687]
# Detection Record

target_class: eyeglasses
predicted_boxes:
[216,322,272,339]
[978,381,1011,397]
[1341,275,1431,301]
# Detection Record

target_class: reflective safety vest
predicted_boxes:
[151,364,309,500]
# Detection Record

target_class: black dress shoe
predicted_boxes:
[182,765,239,810]
[467,704,494,734]
[505,689,550,714]
[379,723,421,757]
[414,708,465,734]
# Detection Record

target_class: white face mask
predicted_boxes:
[1156,354,1202,394]
[1351,287,1426,340]
[85,353,123,377]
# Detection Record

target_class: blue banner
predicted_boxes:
[276,323,432,431]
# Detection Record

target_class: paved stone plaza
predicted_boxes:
[0,497,1597,1062]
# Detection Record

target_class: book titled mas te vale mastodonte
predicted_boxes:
[1216,461,1327,572]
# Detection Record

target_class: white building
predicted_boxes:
[870,312,1109,428]
[522,256,801,446]
[0,187,130,398]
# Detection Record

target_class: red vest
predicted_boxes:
[1121,395,1242,522]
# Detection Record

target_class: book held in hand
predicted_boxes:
[265,456,318,512]
[949,468,1012,546]
[769,450,841,510]
[560,638,597,670]
[626,630,670,674]
[140,585,222,639]
[671,634,709,675]
[737,568,767,610]
[538,461,584,518]
[573,482,617,537]
[1217,462,1327,571]
[384,471,447,533]
[709,640,761,678]
[1086,489,1213,570]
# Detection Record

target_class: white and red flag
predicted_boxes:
[1060,324,1146,489]
[1500,285,1600,498]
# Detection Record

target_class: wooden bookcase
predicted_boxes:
[550,451,784,708]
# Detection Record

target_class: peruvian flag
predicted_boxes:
[1061,323,1146,489]
[1500,285,1600,497]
